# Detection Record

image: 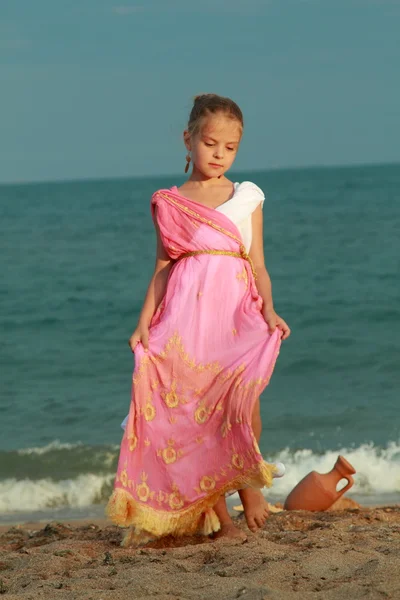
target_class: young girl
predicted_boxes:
[107,94,290,546]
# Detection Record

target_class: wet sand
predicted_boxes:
[0,502,399,599]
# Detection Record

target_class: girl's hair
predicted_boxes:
[187,94,244,136]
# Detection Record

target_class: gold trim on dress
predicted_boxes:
[106,460,277,545]
[178,248,257,279]
[133,332,280,394]
[157,193,257,279]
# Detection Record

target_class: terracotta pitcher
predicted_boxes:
[284,455,356,511]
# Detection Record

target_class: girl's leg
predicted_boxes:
[239,397,270,533]
[212,495,247,540]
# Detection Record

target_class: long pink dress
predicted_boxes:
[106,183,282,545]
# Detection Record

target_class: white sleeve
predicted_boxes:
[217,181,265,223]
[241,181,265,208]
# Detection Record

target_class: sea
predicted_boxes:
[1,163,399,525]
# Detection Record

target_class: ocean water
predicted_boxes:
[1,163,399,523]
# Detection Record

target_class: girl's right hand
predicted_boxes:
[128,324,149,353]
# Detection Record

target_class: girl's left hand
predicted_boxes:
[263,308,291,340]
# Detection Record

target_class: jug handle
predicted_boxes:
[336,475,354,499]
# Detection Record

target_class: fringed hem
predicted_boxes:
[106,460,276,545]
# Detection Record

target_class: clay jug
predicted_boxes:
[284,455,356,511]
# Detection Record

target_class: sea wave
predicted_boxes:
[270,442,400,496]
[0,441,119,481]
[0,441,398,514]
[16,441,87,456]
[0,473,114,513]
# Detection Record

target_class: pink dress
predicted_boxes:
[106,183,282,545]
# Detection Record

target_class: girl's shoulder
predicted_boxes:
[235,181,266,203]
[151,187,173,205]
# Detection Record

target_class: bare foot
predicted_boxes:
[239,488,269,533]
[213,522,247,541]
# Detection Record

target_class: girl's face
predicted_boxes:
[184,113,242,179]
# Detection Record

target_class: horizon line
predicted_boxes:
[0,159,399,188]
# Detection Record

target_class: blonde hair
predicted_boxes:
[187,93,244,137]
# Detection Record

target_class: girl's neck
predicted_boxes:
[186,169,230,188]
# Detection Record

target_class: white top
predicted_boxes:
[215,181,265,252]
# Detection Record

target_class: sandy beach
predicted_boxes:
[0,501,399,599]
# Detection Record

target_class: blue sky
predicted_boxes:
[0,0,399,183]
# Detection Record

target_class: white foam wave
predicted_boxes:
[0,473,114,513]
[268,442,400,496]
[16,440,85,456]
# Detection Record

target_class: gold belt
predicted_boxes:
[179,245,257,279]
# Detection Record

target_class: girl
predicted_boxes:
[107,94,291,546]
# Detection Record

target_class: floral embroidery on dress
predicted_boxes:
[232,453,245,470]
[200,475,216,492]
[194,400,211,425]
[133,332,223,384]
[156,490,167,506]
[136,472,151,503]
[128,432,137,452]
[162,446,177,464]
[143,403,155,421]
[157,439,183,465]
[236,267,248,287]
[120,469,129,488]
[142,392,156,421]
[221,420,232,438]
[169,483,185,510]
[161,379,187,408]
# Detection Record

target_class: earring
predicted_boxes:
[184,153,191,173]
